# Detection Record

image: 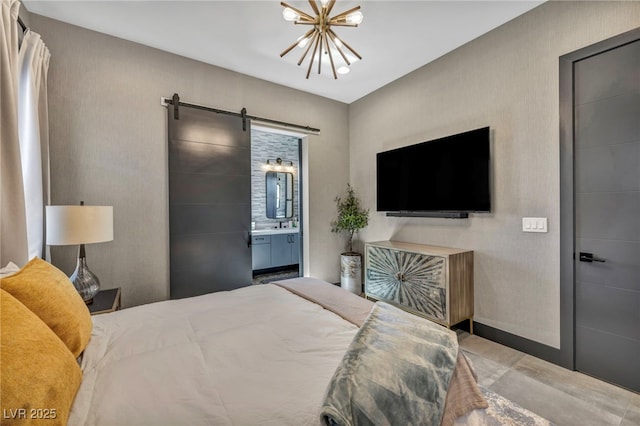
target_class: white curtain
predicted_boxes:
[18,29,50,261]
[0,0,28,266]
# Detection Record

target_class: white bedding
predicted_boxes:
[70,284,359,426]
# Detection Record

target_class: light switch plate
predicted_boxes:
[522,217,548,233]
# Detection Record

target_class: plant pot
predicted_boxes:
[340,252,362,295]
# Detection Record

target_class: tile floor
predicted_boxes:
[457,332,640,426]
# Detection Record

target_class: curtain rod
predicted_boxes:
[161,94,320,135]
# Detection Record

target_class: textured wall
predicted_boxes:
[32,15,349,308]
[30,2,640,347]
[251,129,300,229]
[349,1,640,347]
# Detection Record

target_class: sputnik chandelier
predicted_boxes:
[280,0,363,79]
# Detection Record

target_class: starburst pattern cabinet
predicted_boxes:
[365,241,474,331]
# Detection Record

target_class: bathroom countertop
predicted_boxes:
[251,228,299,236]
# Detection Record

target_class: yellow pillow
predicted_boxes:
[0,289,82,426]
[0,258,92,357]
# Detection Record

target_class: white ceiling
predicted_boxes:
[23,0,544,104]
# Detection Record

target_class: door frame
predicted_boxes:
[558,27,640,369]
[252,124,309,277]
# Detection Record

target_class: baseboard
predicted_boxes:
[472,322,565,367]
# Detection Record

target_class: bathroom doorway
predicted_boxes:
[250,125,305,284]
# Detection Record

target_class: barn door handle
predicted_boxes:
[579,252,606,263]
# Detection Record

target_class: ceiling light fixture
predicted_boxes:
[280,0,363,79]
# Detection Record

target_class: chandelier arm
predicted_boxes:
[301,27,316,41]
[295,14,317,24]
[308,0,320,16]
[317,34,323,75]
[323,32,338,79]
[280,1,316,22]
[325,0,337,16]
[280,39,301,58]
[298,31,319,65]
[329,5,360,21]
[326,22,358,27]
[328,29,362,60]
[280,28,315,57]
[306,33,322,79]
[327,32,350,65]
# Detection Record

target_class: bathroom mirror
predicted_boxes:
[266,171,293,219]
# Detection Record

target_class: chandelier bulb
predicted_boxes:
[282,7,300,22]
[337,66,350,75]
[345,11,363,25]
[297,35,310,48]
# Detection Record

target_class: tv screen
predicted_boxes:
[376,127,490,213]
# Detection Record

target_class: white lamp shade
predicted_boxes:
[46,205,113,246]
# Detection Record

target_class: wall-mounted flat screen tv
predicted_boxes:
[376,127,491,215]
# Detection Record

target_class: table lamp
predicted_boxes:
[46,202,113,303]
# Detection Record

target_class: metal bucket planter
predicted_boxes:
[340,252,362,295]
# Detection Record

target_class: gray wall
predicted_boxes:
[251,129,300,229]
[31,15,349,308]
[349,1,640,348]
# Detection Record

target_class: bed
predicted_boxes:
[0,259,546,426]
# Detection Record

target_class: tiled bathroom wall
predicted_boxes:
[251,129,300,229]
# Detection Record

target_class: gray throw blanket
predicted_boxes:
[320,301,459,426]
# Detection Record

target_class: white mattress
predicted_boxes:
[69,284,359,426]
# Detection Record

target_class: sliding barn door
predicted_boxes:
[168,105,252,298]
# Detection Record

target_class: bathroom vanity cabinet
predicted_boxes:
[251,230,299,270]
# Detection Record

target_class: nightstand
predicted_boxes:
[88,288,121,315]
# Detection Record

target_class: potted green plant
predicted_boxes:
[331,183,369,295]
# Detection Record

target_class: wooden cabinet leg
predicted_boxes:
[469,318,474,335]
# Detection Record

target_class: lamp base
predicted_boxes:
[70,245,100,303]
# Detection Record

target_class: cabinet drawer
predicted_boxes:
[365,245,447,321]
[251,235,271,245]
